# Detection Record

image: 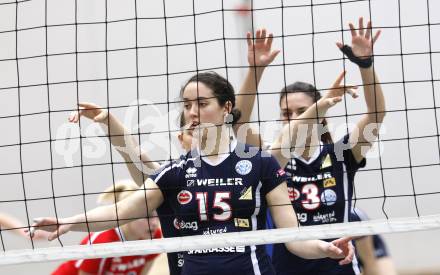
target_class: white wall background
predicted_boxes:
[0,0,440,273]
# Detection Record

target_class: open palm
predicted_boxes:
[246,28,280,67]
[337,17,381,59]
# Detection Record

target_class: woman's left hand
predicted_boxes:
[336,17,381,59]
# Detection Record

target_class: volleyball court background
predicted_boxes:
[0,0,440,273]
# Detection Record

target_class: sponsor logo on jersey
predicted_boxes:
[173,218,198,231]
[320,189,337,206]
[239,186,252,200]
[196,178,243,187]
[235,160,252,175]
[186,179,195,187]
[323,177,336,188]
[185,167,197,178]
[313,211,337,223]
[321,154,332,169]
[177,190,192,204]
[203,226,228,235]
[276,168,286,178]
[288,187,300,201]
[187,246,246,254]
[296,212,308,223]
[292,172,333,183]
[234,218,250,228]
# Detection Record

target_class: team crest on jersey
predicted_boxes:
[239,186,252,200]
[235,160,252,175]
[323,177,336,188]
[234,218,250,228]
[320,154,332,169]
[177,190,193,204]
[321,189,337,206]
[185,167,197,178]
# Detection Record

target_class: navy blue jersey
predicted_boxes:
[152,141,287,275]
[156,201,184,275]
[350,208,390,266]
[270,135,365,275]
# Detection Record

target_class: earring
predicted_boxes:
[224,113,233,124]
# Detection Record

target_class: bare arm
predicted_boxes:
[0,213,27,237]
[140,258,156,275]
[31,178,163,241]
[337,18,385,163]
[270,71,357,168]
[355,236,379,275]
[69,102,160,186]
[234,29,280,147]
[266,183,353,262]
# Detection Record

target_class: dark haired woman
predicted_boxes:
[31,69,353,275]
[242,18,385,275]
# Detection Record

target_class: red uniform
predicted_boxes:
[52,228,162,275]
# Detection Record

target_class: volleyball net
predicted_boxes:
[1,0,440,266]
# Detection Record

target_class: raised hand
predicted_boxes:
[336,17,381,59]
[68,102,108,123]
[320,71,358,107]
[26,217,72,241]
[246,28,280,68]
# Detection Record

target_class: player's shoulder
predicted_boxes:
[154,153,197,175]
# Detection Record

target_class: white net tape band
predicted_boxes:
[1,214,440,266]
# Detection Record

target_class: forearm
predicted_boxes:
[67,204,130,232]
[271,101,329,167]
[102,114,160,178]
[285,240,329,259]
[360,67,385,122]
[236,67,265,125]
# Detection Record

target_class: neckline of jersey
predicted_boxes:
[200,137,238,167]
[292,141,324,165]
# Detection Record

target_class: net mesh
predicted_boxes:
[1,0,440,266]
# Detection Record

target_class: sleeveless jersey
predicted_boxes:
[151,140,287,275]
[52,228,162,275]
[271,135,365,275]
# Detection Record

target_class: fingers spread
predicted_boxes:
[373,29,381,45]
[246,32,252,47]
[332,71,346,87]
[365,21,372,40]
[349,23,356,37]
[359,17,364,36]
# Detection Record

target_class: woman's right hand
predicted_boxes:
[68,102,108,123]
[319,71,358,108]
[27,217,73,241]
[246,28,280,69]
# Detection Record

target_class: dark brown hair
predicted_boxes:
[279,82,332,143]
[180,72,241,125]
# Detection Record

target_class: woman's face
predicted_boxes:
[279,92,314,123]
[182,81,227,130]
